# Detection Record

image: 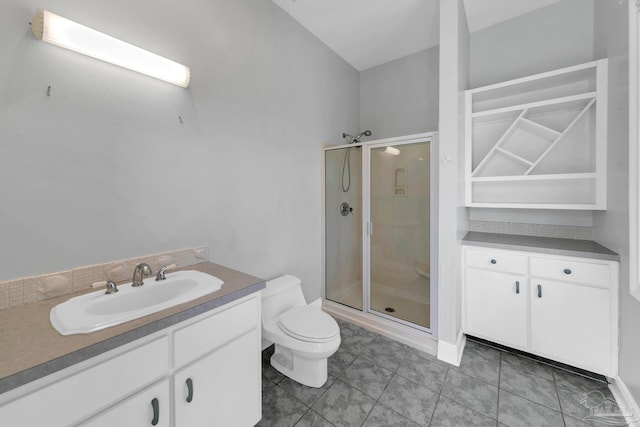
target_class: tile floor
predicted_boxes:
[259,318,628,427]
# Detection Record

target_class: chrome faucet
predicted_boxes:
[132,263,153,287]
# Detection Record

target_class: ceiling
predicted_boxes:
[270,0,564,71]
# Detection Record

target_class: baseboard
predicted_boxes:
[437,330,466,367]
[609,375,640,427]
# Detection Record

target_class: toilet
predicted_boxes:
[261,274,341,388]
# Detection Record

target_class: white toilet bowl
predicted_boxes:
[261,275,341,388]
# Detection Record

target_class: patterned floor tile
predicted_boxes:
[498,389,564,427]
[429,395,496,427]
[312,380,376,426]
[328,346,357,377]
[258,385,309,427]
[452,341,501,386]
[294,410,336,427]
[377,373,438,425]
[342,356,394,399]
[562,413,629,427]
[441,370,499,419]
[339,325,378,355]
[396,350,449,393]
[557,383,617,423]
[359,335,411,371]
[499,364,560,410]
[500,352,554,381]
[278,375,335,406]
[553,369,609,393]
[362,404,420,427]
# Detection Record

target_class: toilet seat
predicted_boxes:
[278,306,339,343]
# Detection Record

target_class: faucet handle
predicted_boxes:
[156,264,176,281]
[105,281,119,294]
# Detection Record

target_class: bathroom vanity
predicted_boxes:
[0,262,265,426]
[462,232,619,377]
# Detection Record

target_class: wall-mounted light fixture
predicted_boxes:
[31,9,191,88]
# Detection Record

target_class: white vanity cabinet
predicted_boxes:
[0,293,262,427]
[463,245,618,377]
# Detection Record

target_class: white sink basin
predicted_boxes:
[50,270,223,336]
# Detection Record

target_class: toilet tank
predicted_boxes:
[261,275,307,323]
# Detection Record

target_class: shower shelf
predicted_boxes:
[464,59,608,210]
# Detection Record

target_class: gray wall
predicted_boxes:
[360,46,439,140]
[470,0,594,88]
[468,0,595,227]
[0,0,360,300]
[593,0,640,405]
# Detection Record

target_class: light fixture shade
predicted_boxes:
[384,146,400,156]
[31,9,190,88]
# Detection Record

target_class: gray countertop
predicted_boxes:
[0,262,265,394]
[462,232,619,261]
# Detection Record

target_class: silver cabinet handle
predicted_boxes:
[563,268,572,275]
[490,259,497,264]
[515,281,520,294]
[537,284,542,298]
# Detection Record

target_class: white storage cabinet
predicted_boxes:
[462,245,618,377]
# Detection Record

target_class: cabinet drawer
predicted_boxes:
[0,337,169,427]
[464,247,528,274]
[81,379,170,427]
[174,296,258,367]
[530,257,610,288]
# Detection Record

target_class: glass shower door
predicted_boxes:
[369,141,431,329]
[325,146,363,310]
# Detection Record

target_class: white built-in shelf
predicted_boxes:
[465,59,608,210]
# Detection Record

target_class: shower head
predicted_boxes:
[342,130,372,144]
[356,130,372,140]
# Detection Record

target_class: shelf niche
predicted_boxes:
[465,59,607,210]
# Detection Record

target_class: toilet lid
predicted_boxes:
[278,306,339,343]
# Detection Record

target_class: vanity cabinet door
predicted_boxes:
[530,279,611,374]
[80,379,170,427]
[464,268,528,349]
[174,328,261,427]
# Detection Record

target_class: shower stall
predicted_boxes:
[324,133,436,337]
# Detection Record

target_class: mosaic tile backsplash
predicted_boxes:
[468,220,593,240]
[0,247,209,311]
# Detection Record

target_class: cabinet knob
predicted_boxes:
[150,398,160,426]
[490,259,497,264]
[186,377,194,403]
[515,281,520,294]
[563,268,572,275]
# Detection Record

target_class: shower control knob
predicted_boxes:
[340,202,353,217]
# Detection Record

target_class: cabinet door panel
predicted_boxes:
[175,328,261,427]
[465,268,527,348]
[530,279,611,374]
[80,379,170,427]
